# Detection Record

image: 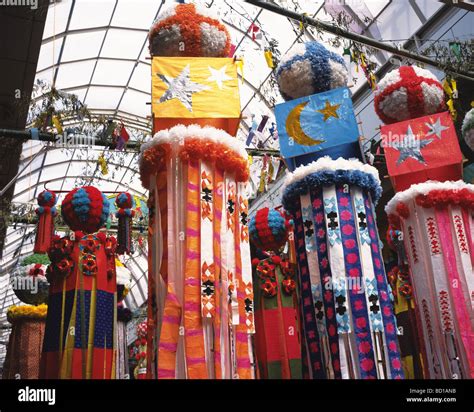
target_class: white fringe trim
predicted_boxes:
[282,156,380,190]
[385,180,474,215]
[139,124,248,166]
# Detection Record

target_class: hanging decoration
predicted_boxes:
[249,208,302,378]
[275,86,360,171]
[116,304,132,379]
[374,66,446,125]
[2,304,48,379]
[385,181,474,378]
[148,3,231,58]
[282,157,404,379]
[462,108,474,152]
[115,258,132,303]
[98,154,108,175]
[382,111,462,192]
[33,190,57,254]
[115,192,135,255]
[275,41,348,101]
[151,56,240,135]
[133,321,148,380]
[139,124,254,379]
[40,186,117,379]
[11,253,50,306]
[442,78,458,121]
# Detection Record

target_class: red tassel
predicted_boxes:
[34,190,57,253]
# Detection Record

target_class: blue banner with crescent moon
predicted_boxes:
[275,87,360,166]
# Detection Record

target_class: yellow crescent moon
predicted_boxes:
[285,101,325,146]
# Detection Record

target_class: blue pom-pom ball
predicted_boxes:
[276,41,348,101]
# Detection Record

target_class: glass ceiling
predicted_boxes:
[0,0,446,363]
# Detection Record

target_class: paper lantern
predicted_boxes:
[34,190,57,253]
[275,87,361,171]
[385,181,474,378]
[149,3,231,58]
[276,42,348,101]
[11,253,50,305]
[151,57,241,136]
[249,207,289,252]
[382,111,462,192]
[139,124,255,379]
[61,186,110,234]
[282,157,404,379]
[40,187,117,379]
[374,66,446,125]
[462,108,474,152]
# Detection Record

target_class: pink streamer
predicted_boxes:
[436,208,474,377]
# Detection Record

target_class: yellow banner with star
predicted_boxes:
[152,57,241,136]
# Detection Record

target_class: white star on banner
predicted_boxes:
[425,117,449,139]
[391,125,433,165]
[157,65,210,112]
[207,65,233,90]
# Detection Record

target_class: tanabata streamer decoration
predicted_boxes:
[116,304,132,380]
[462,108,474,152]
[40,186,117,379]
[3,304,47,379]
[282,157,404,379]
[115,259,132,303]
[34,190,57,253]
[12,253,50,305]
[249,208,302,379]
[385,181,474,378]
[386,229,425,379]
[374,66,446,125]
[276,87,360,171]
[139,124,255,379]
[133,321,148,380]
[149,3,231,58]
[382,111,462,191]
[151,56,240,135]
[275,42,348,101]
[115,192,135,255]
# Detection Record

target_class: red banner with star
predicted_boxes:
[382,111,462,192]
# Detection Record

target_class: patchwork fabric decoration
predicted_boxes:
[149,3,231,58]
[276,41,348,101]
[249,208,302,379]
[140,124,254,379]
[115,192,135,255]
[282,157,404,379]
[40,187,117,379]
[462,108,474,152]
[374,66,446,125]
[382,111,462,192]
[61,186,110,234]
[386,180,474,379]
[34,190,57,253]
[11,253,50,305]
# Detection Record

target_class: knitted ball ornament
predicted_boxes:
[275,41,348,101]
[249,207,289,252]
[462,108,474,152]
[61,186,110,234]
[149,3,231,57]
[37,190,57,208]
[374,66,446,124]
